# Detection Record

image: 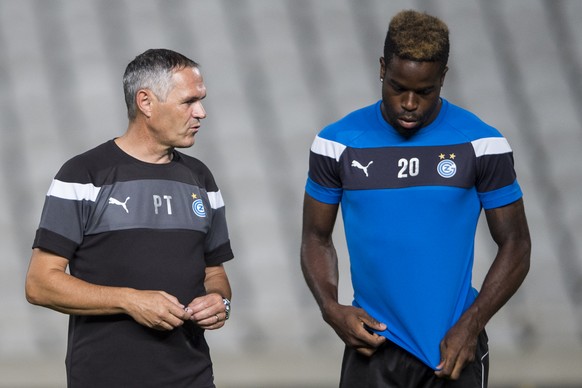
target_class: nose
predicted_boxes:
[193,101,206,119]
[401,92,418,112]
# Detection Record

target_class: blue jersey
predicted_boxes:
[305,99,522,368]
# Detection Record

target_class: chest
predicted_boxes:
[85,179,212,235]
[339,143,476,190]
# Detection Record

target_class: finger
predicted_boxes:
[449,349,472,380]
[435,354,456,378]
[362,317,387,332]
[434,352,450,377]
[167,304,191,320]
[153,319,176,331]
[163,313,188,328]
[359,322,386,346]
[159,291,184,308]
[435,360,445,373]
[198,313,226,330]
[348,327,385,355]
[450,360,464,380]
[355,346,377,357]
[354,332,386,356]
[183,306,194,319]
[188,297,216,315]
[370,332,387,346]
[434,359,450,378]
[198,312,221,325]
[435,340,450,377]
[188,300,225,322]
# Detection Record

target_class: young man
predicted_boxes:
[26,49,234,388]
[301,10,531,387]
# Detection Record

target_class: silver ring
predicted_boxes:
[215,314,219,323]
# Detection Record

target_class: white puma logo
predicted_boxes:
[108,197,130,213]
[351,160,373,177]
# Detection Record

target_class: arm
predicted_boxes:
[300,193,386,356]
[436,198,531,379]
[187,264,231,330]
[25,248,193,330]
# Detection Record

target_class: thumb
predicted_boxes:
[362,316,387,332]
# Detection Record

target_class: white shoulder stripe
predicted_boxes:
[471,137,512,157]
[47,179,101,201]
[208,190,225,209]
[311,135,346,162]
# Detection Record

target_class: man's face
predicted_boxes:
[380,55,447,138]
[148,66,207,149]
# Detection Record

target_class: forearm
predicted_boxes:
[462,238,530,332]
[26,264,133,316]
[460,199,531,332]
[300,194,343,317]
[204,264,231,300]
[300,237,340,316]
[436,200,530,378]
[27,248,193,330]
[300,195,387,355]
[301,234,389,355]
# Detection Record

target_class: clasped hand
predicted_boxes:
[126,290,227,331]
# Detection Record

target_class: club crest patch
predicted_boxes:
[192,199,206,217]
[437,154,457,178]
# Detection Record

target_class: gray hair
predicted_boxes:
[123,49,199,120]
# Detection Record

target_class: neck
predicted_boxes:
[115,127,174,164]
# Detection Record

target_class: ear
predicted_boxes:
[135,89,154,118]
[379,57,386,81]
[440,66,449,87]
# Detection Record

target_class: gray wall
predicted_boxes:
[1,1,582,387]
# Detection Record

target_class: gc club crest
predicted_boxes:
[191,194,207,218]
[437,153,457,178]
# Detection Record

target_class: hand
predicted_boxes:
[187,293,227,330]
[435,318,479,380]
[324,304,387,357]
[125,290,193,331]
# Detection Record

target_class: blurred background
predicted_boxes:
[1,0,582,387]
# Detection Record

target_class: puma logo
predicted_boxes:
[108,197,130,213]
[351,160,373,177]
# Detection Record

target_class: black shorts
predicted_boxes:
[339,330,489,388]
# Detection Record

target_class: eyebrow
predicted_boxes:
[388,78,435,93]
[182,94,206,104]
